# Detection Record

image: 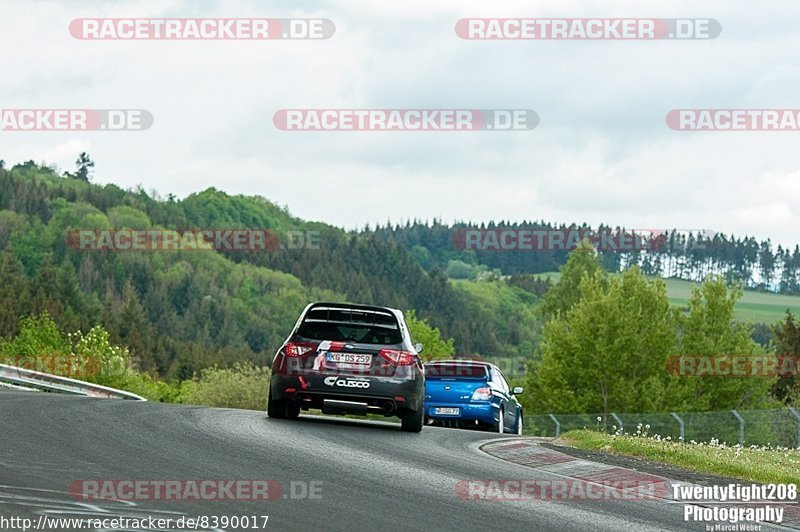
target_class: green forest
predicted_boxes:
[0,159,540,381]
[366,220,800,294]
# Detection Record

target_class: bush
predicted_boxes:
[178,363,270,410]
[70,325,131,378]
[93,373,183,403]
[0,313,132,379]
[446,260,477,280]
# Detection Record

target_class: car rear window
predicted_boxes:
[425,363,489,378]
[297,306,402,345]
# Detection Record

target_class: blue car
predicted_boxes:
[424,360,523,434]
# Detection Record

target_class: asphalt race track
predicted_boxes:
[0,392,792,531]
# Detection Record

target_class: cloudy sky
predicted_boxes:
[2,0,800,247]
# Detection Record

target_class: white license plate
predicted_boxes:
[434,407,460,416]
[325,352,372,365]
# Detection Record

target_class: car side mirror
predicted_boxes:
[512,387,524,395]
[414,343,424,353]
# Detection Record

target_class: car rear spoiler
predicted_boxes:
[306,301,398,314]
[303,302,400,330]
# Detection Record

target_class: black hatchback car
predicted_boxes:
[268,302,426,432]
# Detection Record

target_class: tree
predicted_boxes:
[405,309,455,361]
[505,274,553,298]
[0,252,30,337]
[409,245,432,270]
[670,277,775,411]
[113,282,151,369]
[539,247,606,319]
[0,312,68,358]
[526,267,678,415]
[69,152,95,182]
[772,311,800,405]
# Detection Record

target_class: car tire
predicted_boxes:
[515,412,523,435]
[267,386,300,419]
[496,408,505,433]
[401,408,424,433]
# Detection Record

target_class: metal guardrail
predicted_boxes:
[0,363,146,401]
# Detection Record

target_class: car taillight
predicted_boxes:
[379,349,415,366]
[471,387,492,401]
[283,342,317,357]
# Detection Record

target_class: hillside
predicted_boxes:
[0,162,544,377]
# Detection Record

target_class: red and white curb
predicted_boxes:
[481,438,673,500]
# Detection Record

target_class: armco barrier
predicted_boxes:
[526,409,800,448]
[0,363,146,401]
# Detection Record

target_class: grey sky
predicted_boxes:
[1,0,799,247]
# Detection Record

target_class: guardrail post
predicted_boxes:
[731,410,745,446]
[610,413,623,434]
[788,407,800,449]
[670,412,685,441]
[548,414,561,438]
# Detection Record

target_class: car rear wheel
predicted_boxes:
[496,409,505,433]
[401,408,423,433]
[267,386,300,419]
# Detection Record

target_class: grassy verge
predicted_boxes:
[535,271,800,322]
[561,429,800,485]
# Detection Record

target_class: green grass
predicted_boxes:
[663,278,800,323]
[535,271,561,283]
[562,429,800,485]
[535,271,800,324]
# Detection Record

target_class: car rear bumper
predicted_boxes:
[424,401,499,424]
[271,372,424,413]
